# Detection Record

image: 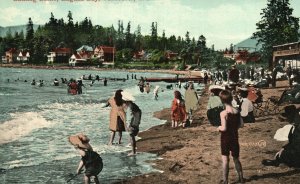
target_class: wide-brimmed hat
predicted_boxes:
[209,85,225,93]
[69,133,93,150]
[121,91,135,102]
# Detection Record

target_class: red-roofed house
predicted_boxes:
[47,48,72,64]
[223,50,260,64]
[17,51,30,62]
[235,50,260,64]
[133,50,146,61]
[165,50,178,60]
[94,46,116,64]
[2,48,18,63]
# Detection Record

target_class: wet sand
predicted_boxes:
[118,80,300,184]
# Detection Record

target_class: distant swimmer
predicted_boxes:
[31,79,36,85]
[54,78,59,86]
[38,80,44,87]
[103,78,107,86]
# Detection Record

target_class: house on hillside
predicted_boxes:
[133,50,146,61]
[2,48,18,63]
[47,47,72,64]
[235,50,260,64]
[94,45,116,64]
[223,50,238,60]
[17,51,30,62]
[165,50,178,60]
[223,49,260,64]
[69,45,93,66]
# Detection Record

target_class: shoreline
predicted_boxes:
[117,80,300,184]
[0,64,192,76]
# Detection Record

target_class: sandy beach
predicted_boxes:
[2,65,299,183]
[117,80,300,184]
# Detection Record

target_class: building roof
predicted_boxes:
[6,48,17,53]
[53,47,72,53]
[95,46,116,54]
[76,45,93,52]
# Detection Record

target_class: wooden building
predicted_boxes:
[273,42,300,69]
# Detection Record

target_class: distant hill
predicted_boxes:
[234,37,262,53]
[0,25,40,37]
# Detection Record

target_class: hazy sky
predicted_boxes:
[1,0,300,49]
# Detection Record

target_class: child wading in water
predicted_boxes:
[121,91,141,156]
[69,133,103,184]
[218,90,244,184]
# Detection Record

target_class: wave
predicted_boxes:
[0,112,54,144]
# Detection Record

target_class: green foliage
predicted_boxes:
[0,11,225,69]
[252,0,299,68]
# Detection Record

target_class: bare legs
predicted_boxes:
[128,134,136,156]
[221,155,244,184]
[83,175,100,184]
[221,156,229,184]
[118,131,122,144]
[233,157,244,183]
[108,131,122,145]
[171,120,178,128]
[108,131,115,145]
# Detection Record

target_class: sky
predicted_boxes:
[0,0,300,50]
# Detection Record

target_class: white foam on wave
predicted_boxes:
[0,112,54,144]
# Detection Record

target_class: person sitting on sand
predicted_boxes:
[207,85,225,126]
[239,88,255,123]
[122,92,141,156]
[218,90,244,184]
[105,90,127,145]
[171,90,187,128]
[262,105,300,167]
[68,133,103,184]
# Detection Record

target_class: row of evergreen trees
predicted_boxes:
[1,0,298,69]
[0,11,232,68]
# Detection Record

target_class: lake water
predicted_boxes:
[0,67,203,183]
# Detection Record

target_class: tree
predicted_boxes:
[67,10,74,27]
[26,18,34,42]
[252,0,299,68]
[26,17,34,60]
[150,22,158,49]
[134,25,143,52]
[229,43,234,54]
[125,21,132,48]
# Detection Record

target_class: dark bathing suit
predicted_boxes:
[220,112,241,157]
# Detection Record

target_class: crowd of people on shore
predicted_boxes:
[203,65,300,183]
[64,66,300,183]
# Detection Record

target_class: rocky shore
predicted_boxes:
[117,80,300,184]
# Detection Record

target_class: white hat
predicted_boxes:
[238,87,248,91]
[208,85,225,92]
[121,91,135,102]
